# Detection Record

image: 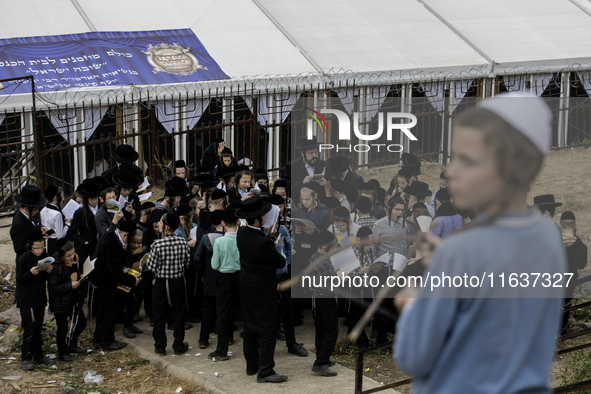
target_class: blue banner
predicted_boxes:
[0,29,230,95]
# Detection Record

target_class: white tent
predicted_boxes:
[2,0,591,107]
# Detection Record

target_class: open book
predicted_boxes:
[291,218,316,229]
[106,199,120,214]
[82,257,96,278]
[37,257,55,270]
[62,199,81,220]
[117,268,141,293]
[137,177,150,193]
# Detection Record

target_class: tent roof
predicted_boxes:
[2,0,591,107]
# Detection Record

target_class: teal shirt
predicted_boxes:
[211,232,240,273]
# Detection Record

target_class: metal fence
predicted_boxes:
[1,70,591,210]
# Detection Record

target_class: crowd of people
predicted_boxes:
[9,94,589,390]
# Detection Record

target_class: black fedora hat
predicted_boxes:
[295,136,320,151]
[111,144,139,163]
[402,164,421,176]
[112,169,141,189]
[76,178,102,198]
[402,153,421,174]
[533,194,562,208]
[165,176,189,197]
[117,220,137,233]
[119,163,144,179]
[327,155,350,174]
[408,181,431,197]
[190,173,214,186]
[14,185,46,207]
[174,160,186,168]
[219,166,237,180]
[236,196,272,219]
[93,176,111,194]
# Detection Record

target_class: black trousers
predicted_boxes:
[347,298,370,348]
[54,306,87,355]
[123,290,137,328]
[199,295,216,343]
[215,272,239,354]
[243,328,277,378]
[278,272,296,349]
[313,298,338,366]
[47,238,58,256]
[93,288,121,346]
[152,277,186,351]
[185,264,200,319]
[141,271,154,319]
[19,306,45,362]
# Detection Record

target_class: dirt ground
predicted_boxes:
[0,265,208,394]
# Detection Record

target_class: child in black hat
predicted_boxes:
[16,229,54,370]
[173,160,188,181]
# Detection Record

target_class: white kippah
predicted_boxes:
[478,92,553,154]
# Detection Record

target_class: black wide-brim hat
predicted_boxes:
[219,166,237,180]
[165,176,189,197]
[111,144,139,163]
[112,169,141,189]
[295,136,320,151]
[93,176,111,194]
[189,173,215,186]
[533,194,562,208]
[14,185,47,207]
[409,180,432,197]
[327,155,350,174]
[236,196,273,219]
[402,153,421,172]
[76,178,102,198]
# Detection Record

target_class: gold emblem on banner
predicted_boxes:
[142,43,207,76]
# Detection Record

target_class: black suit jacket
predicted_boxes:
[67,206,98,252]
[10,209,41,260]
[101,165,119,186]
[237,226,285,333]
[341,170,364,204]
[284,158,331,201]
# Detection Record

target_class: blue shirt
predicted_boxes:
[394,208,566,394]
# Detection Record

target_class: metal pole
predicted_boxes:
[31,76,45,191]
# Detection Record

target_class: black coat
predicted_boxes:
[101,165,119,187]
[92,230,136,295]
[67,206,97,259]
[203,143,220,174]
[237,226,285,334]
[566,237,588,281]
[284,157,331,202]
[47,261,75,314]
[95,205,120,241]
[340,170,364,204]
[10,209,41,260]
[194,232,223,297]
[16,251,49,308]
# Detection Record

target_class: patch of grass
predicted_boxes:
[582,138,591,149]
[127,357,150,367]
[570,298,591,322]
[562,349,591,392]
